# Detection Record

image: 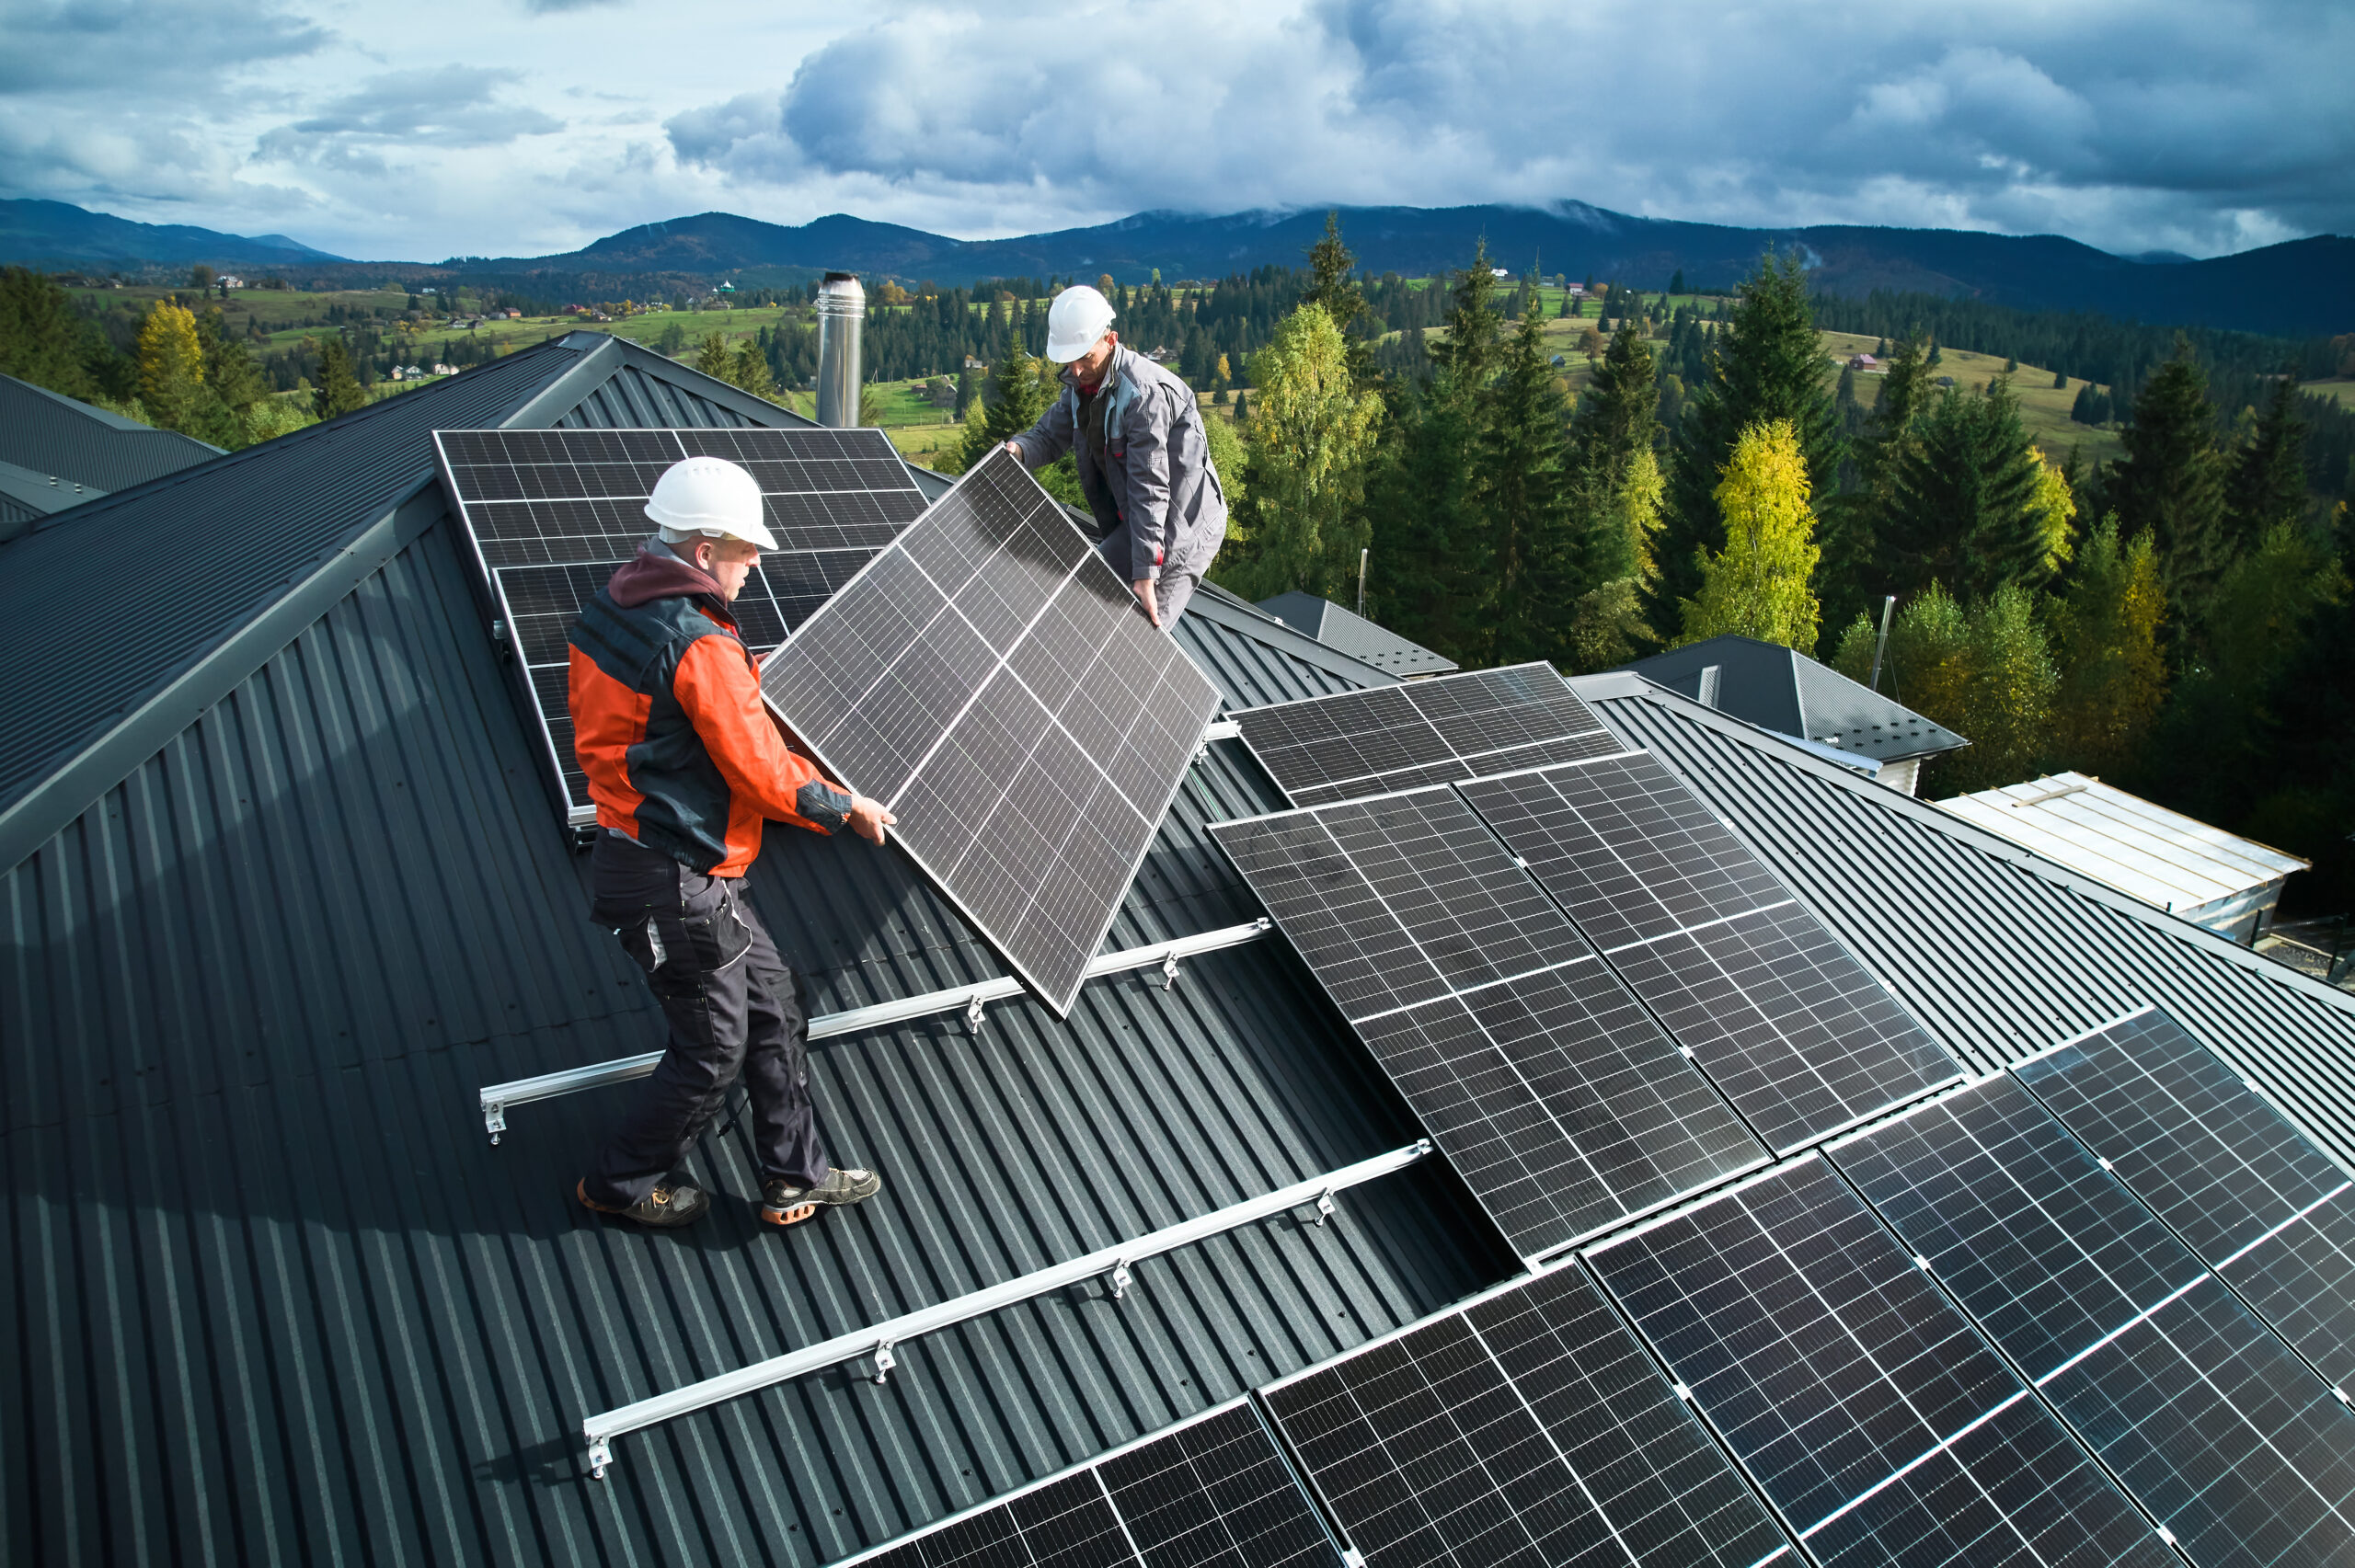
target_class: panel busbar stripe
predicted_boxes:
[759,449,1222,1016]
[1832,1075,2355,1567]
[2015,1007,2355,1394]
[433,426,927,821]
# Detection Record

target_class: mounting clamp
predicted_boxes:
[1162,951,1183,990]
[588,1436,612,1479]
[484,1100,508,1146]
[872,1341,897,1386]
[1109,1259,1132,1299]
[965,994,986,1034]
[1315,1188,1337,1227]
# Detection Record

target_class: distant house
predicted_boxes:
[1254,590,1458,677]
[217,274,246,290]
[1565,283,1585,295]
[1618,633,1966,795]
[1490,267,1511,279]
[1938,773,2309,944]
[1848,353,1878,372]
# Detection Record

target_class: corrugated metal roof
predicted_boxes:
[1581,674,2355,1169]
[1620,633,1967,763]
[1938,771,2309,914]
[1253,591,1459,677]
[0,351,1501,1566]
[0,371,223,497]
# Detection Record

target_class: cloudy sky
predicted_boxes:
[2,0,2348,262]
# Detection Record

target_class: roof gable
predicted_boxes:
[1622,632,1965,762]
[1254,589,1458,676]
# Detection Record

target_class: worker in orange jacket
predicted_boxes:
[567,454,894,1230]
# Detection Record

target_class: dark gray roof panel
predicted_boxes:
[1584,680,2355,1168]
[1255,590,1459,676]
[1,514,1498,1567]
[1622,633,1965,763]
[1182,583,1402,706]
[0,370,222,494]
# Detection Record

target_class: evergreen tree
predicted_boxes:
[1669,269,1685,296]
[1883,379,2050,601]
[1563,449,1666,672]
[1222,303,1382,602]
[2049,515,2166,775]
[1658,252,1842,628]
[2070,383,2111,425]
[695,332,731,381]
[2052,366,2068,390]
[137,300,204,430]
[1678,418,1821,651]
[1480,304,1579,665]
[0,266,104,397]
[312,334,367,420]
[730,339,777,402]
[2227,372,2310,544]
[954,361,979,418]
[2110,337,2230,626]
[953,342,1054,470]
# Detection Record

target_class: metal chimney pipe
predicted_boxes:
[814,271,865,428]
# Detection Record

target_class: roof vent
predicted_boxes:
[1696,664,1721,710]
[815,272,865,429]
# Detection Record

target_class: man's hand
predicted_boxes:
[847,794,896,845]
[1133,578,1161,628]
[1001,441,1022,460]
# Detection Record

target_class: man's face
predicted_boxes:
[1072,331,1117,382]
[695,537,762,601]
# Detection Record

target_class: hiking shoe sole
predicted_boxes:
[761,1168,881,1226]
[578,1177,710,1229]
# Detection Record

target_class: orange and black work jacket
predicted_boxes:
[567,542,853,876]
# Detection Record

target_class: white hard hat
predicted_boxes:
[1045,284,1117,362]
[645,455,777,551]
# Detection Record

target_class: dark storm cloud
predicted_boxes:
[0,0,325,95]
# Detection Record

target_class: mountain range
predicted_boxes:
[6,197,2349,338]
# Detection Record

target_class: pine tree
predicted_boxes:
[954,361,979,418]
[1223,304,1382,602]
[1564,449,1667,672]
[1669,269,1685,296]
[0,267,105,397]
[1480,304,1579,665]
[137,300,204,430]
[1657,252,1841,629]
[2111,337,2230,626]
[695,332,731,381]
[2227,372,2310,545]
[1883,379,2050,601]
[2052,367,2068,390]
[730,339,777,402]
[312,333,367,420]
[1678,418,1821,651]
[2049,515,2166,774]
[954,342,1054,470]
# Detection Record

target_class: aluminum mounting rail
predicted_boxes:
[478,918,1273,1143]
[581,1138,1431,1477]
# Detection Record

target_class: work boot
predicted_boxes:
[577,1176,710,1229]
[760,1167,882,1227]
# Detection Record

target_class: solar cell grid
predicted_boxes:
[1461,760,1960,1153]
[1212,787,1763,1259]
[842,1402,1335,1568]
[1232,662,1618,807]
[2016,1008,2355,1391]
[1262,1265,1789,1568]
[1587,1159,2172,1568]
[759,447,1222,1014]
[433,425,930,821]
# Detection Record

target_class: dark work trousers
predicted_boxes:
[580,833,830,1207]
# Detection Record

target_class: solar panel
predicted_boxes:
[1587,1159,2175,1568]
[1230,663,1621,807]
[759,448,1222,1014]
[2016,1007,2355,1393]
[1832,1075,2355,1565]
[433,426,928,822]
[1460,756,1960,1152]
[840,1400,1337,1568]
[1212,786,1763,1260]
[1262,1265,1791,1568]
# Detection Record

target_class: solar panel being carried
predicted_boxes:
[1588,1159,2177,1568]
[434,426,927,821]
[1460,752,1962,1151]
[837,1399,1338,1567]
[761,448,1222,1014]
[1230,662,1620,807]
[1212,785,1763,1260]
[2016,1006,2355,1396]
[1832,1074,2355,1567]
[1263,1261,1793,1568]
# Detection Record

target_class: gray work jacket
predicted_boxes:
[1011,344,1227,585]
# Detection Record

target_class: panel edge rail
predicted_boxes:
[477,919,1273,1143]
[580,1138,1433,1477]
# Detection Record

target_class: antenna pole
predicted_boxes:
[1357,547,1369,618]
[1868,595,1896,692]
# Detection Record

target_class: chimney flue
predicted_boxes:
[814,271,865,429]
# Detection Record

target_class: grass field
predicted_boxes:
[1817,329,2123,471]
[2305,380,2355,409]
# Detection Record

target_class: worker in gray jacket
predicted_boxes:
[1005,284,1225,628]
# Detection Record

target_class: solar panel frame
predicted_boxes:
[1832,1075,2355,1566]
[1212,784,1765,1261]
[2015,1006,2355,1394]
[1260,1262,1795,1568]
[1585,1157,2176,1568]
[1459,754,1964,1154]
[835,1399,1338,1568]
[758,448,1223,1015]
[432,425,930,824]
[1231,662,1622,807]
